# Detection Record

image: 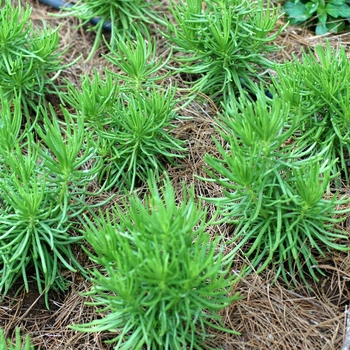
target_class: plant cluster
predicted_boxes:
[163,0,285,102]
[283,0,350,34]
[3,0,350,348]
[0,328,34,350]
[63,26,186,191]
[0,95,100,305]
[104,25,171,92]
[272,41,350,184]
[0,0,74,114]
[202,81,350,285]
[73,178,240,349]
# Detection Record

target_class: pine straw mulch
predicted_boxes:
[2,0,350,349]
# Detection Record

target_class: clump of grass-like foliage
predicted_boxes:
[163,0,285,102]
[202,90,350,285]
[72,177,240,349]
[63,26,186,191]
[0,328,34,350]
[0,96,101,306]
[272,40,350,184]
[104,24,171,92]
[64,74,186,191]
[0,0,76,114]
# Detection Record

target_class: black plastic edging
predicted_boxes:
[38,0,111,31]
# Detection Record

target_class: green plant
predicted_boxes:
[0,0,77,114]
[57,0,161,61]
[104,25,171,92]
[0,328,34,350]
[283,0,350,34]
[61,25,186,191]
[0,99,100,306]
[163,0,284,102]
[72,177,240,349]
[98,86,187,190]
[35,105,102,209]
[0,90,24,156]
[201,90,350,285]
[272,41,350,184]
[63,70,186,191]
[62,69,121,131]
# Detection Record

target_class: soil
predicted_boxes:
[2,0,350,349]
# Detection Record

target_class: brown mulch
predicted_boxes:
[1,0,350,349]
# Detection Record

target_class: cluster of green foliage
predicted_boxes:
[0,0,99,306]
[62,26,186,191]
[0,0,186,309]
[57,0,286,101]
[164,0,285,102]
[0,94,100,306]
[0,0,75,114]
[272,41,350,184]
[0,328,34,350]
[283,0,350,34]
[56,0,162,60]
[202,89,350,285]
[73,178,241,349]
[2,0,350,349]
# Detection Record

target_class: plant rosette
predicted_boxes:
[0,0,79,114]
[163,0,285,103]
[201,90,350,286]
[72,177,241,349]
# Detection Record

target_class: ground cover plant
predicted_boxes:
[0,95,101,306]
[0,0,76,114]
[202,89,350,285]
[73,178,241,349]
[104,24,171,91]
[0,328,34,350]
[163,0,285,102]
[1,0,350,349]
[62,25,186,191]
[283,0,350,34]
[63,80,186,191]
[272,40,350,184]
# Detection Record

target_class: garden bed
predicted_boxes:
[1,0,350,349]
